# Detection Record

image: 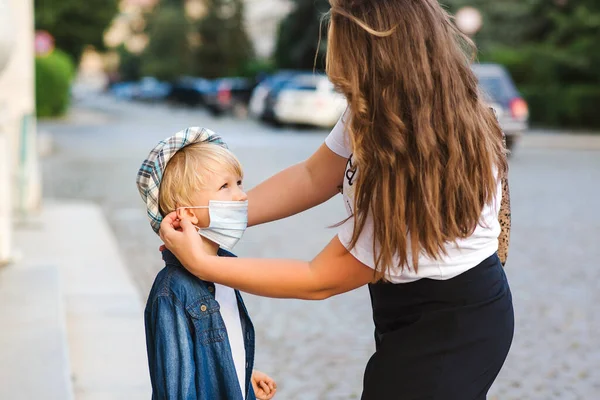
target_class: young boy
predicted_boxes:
[136,127,276,400]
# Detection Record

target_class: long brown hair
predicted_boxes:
[325,0,508,280]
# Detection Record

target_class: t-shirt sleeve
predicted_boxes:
[325,109,352,159]
[337,216,377,270]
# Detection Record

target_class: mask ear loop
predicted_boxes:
[176,206,209,211]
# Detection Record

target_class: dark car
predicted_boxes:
[167,77,212,107]
[203,77,257,117]
[472,63,529,151]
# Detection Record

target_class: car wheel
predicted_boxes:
[208,106,224,117]
[270,118,284,128]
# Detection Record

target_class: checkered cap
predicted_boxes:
[136,127,228,234]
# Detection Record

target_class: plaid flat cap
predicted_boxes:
[136,127,228,234]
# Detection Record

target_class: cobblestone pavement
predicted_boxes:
[40,95,600,399]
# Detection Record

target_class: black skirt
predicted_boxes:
[362,254,514,400]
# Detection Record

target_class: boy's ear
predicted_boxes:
[177,207,199,225]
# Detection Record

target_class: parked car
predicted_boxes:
[248,70,306,118]
[203,77,257,117]
[260,75,305,125]
[272,73,347,128]
[472,63,529,151]
[261,72,328,125]
[167,77,212,107]
[110,81,139,100]
[133,77,172,102]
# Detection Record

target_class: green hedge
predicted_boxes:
[521,85,600,129]
[35,49,76,118]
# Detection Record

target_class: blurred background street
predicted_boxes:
[1,0,599,399]
[38,93,600,399]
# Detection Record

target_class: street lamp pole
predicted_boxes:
[0,0,15,265]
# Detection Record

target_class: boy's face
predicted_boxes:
[178,164,246,228]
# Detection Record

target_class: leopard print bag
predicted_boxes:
[497,134,511,266]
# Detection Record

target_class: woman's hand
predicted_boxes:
[159,211,209,278]
[251,370,277,399]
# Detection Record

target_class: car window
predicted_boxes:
[478,76,516,102]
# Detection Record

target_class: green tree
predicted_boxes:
[505,1,600,127]
[116,45,143,82]
[160,0,186,6]
[442,0,536,51]
[34,0,118,62]
[445,0,600,128]
[274,0,329,70]
[194,0,254,78]
[442,0,600,82]
[141,5,194,82]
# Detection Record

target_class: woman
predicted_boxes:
[160,0,514,398]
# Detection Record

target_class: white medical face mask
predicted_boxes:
[179,200,248,250]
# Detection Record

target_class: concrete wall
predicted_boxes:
[0,0,38,264]
[0,0,39,213]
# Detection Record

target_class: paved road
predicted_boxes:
[40,95,600,399]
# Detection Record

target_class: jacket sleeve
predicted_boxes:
[146,295,197,400]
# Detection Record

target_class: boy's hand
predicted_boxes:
[251,370,277,400]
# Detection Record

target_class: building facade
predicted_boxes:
[0,0,37,264]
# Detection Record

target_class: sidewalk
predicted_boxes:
[522,130,600,150]
[0,200,151,400]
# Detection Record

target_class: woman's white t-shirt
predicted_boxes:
[325,112,502,283]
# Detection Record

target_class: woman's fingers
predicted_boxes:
[179,217,197,233]
[159,213,199,256]
[161,211,178,228]
[159,212,178,242]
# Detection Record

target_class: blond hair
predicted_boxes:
[326,0,508,280]
[158,143,243,216]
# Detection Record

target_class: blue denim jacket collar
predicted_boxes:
[161,247,235,265]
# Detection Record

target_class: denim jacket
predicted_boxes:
[144,249,256,400]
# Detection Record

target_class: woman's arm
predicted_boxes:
[160,217,374,300]
[247,143,347,227]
